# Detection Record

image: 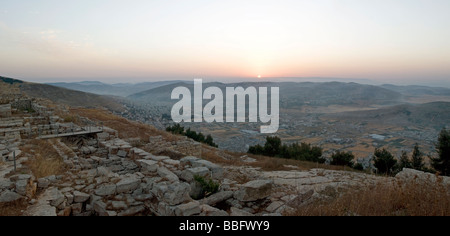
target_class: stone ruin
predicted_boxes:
[12,124,277,216]
[0,104,12,118]
[0,99,101,163]
[4,103,448,216]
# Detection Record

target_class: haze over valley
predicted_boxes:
[43,79,450,168]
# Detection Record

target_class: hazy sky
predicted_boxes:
[1,0,450,85]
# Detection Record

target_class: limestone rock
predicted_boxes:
[0,180,15,190]
[24,187,61,216]
[157,166,179,182]
[95,183,116,196]
[111,201,128,210]
[71,203,83,215]
[189,181,203,199]
[58,206,72,216]
[37,178,50,188]
[266,201,284,213]
[46,187,65,207]
[90,156,101,162]
[230,207,253,216]
[26,203,57,216]
[134,193,153,202]
[15,179,29,196]
[153,182,192,206]
[276,205,296,215]
[137,159,158,173]
[156,202,175,216]
[263,213,282,216]
[200,204,229,216]
[73,191,90,203]
[163,159,180,166]
[396,168,450,185]
[200,191,234,206]
[117,205,146,216]
[287,189,315,207]
[93,200,108,216]
[192,159,223,178]
[117,150,127,158]
[116,177,140,194]
[180,167,209,182]
[174,201,201,216]
[107,211,117,216]
[97,166,116,178]
[180,156,200,166]
[65,193,74,204]
[10,174,32,182]
[150,156,170,162]
[234,180,273,202]
[0,190,23,203]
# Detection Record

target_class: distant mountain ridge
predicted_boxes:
[47,80,185,97]
[1,76,125,112]
[126,81,404,108]
[0,76,24,84]
[381,84,450,96]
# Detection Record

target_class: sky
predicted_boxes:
[1,0,450,85]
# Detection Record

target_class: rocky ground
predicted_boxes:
[2,120,448,216]
[1,99,449,216]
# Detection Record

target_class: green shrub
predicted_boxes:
[166,124,218,147]
[194,175,220,198]
[411,143,424,171]
[431,128,450,176]
[331,151,355,167]
[373,148,398,175]
[353,163,364,171]
[248,136,325,163]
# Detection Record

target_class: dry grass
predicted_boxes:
[200,147,243,166]
[21,140,67,179]
[197,146,367,173]
[0,199,28,216]
[293,179,450,216]
[70,108,180,142]
[246,153,367,173]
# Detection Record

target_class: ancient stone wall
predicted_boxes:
[0,104,12,118]
[11,99,32,111]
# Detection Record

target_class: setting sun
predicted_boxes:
[257,75,261,79]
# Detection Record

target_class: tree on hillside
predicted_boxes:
[331,151,355,167]
[411,143,424,171]
[166,123,184,135]
[248,144,264,155]
[373,148,397,175]
[247,137,324,163]
[263,136,282,157]
[205,134,218,148]
[399,150,412,170]
[298,143,323,162]
[432,128,450,176]
[166,125,218,148]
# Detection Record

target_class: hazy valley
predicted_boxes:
[55,80,450,166]
[2,76,450,216]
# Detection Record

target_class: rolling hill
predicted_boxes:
[127,81,403,108]
[1,76,125,112]
[48,80,184,97]
[325,101,450,129]
[381,84,450,96]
